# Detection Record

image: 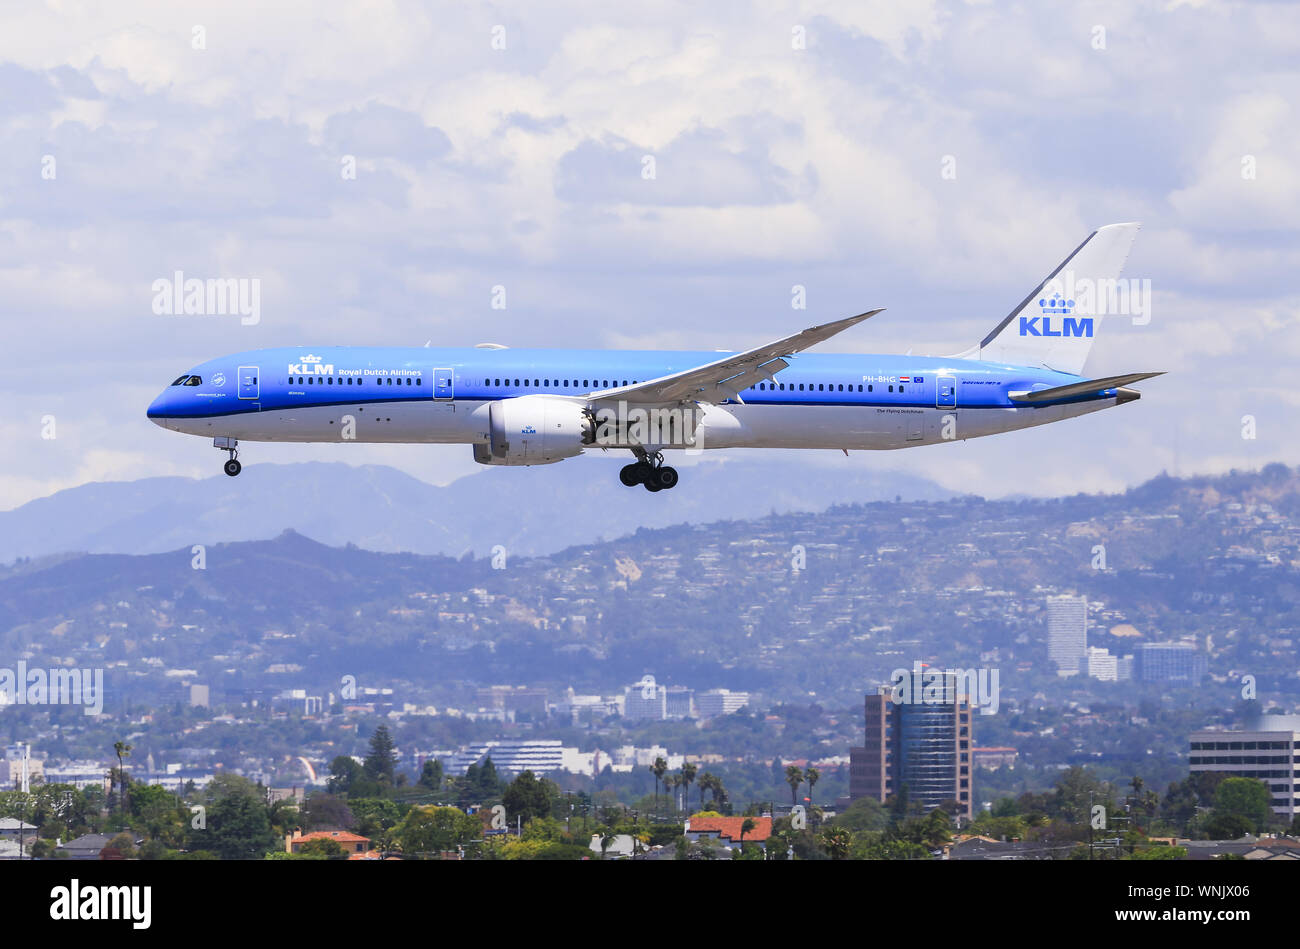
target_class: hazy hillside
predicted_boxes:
[0,463,1295,706]
[0,457,950,563]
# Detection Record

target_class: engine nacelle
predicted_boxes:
[474,395,595,466]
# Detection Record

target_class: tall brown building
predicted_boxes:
[849,674,973,819]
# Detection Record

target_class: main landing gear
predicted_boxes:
[620,449,678,492]
[215,436,241,477]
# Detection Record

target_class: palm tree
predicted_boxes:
[698,772,717,808]
[113,741,132,817]
[805,766,820,807]
[784,765,804,808]
[650,756,667,811]
[665,774,681,813]
[681,762,698,816]
[740,817,756,845]
[820,826,851,859]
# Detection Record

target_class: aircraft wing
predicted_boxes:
[1008,371,1164,403]
[586,309,885,405]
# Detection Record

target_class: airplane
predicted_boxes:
[147,222,1161,492]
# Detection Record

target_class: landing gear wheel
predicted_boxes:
[224,459,242,477]
[644,478,663,492]
[619,464,642,487]
[656,466,679,489]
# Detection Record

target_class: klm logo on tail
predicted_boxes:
[1020,296,1093,338]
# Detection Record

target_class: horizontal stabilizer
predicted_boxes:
[1008,371,1164,404]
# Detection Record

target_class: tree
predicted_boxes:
[739,817,756,844]
[297,837,347,858]
[396,805,479,856]
[130,784,187,847]
[681,762,698,815]
[785,765,804,808]
[820,826,851,859]
[650,757,667,811]
[326,756,363,795]
[1211,777,1273,833]
[664,774,681,813]
[349,798,401,841]
[477,757,502,798]
[300,793,355,831]
[188,774,278,859]
[419,759,443,792]
[104,831,137,859]
[830,796,889,833]
[362,725,398,791]
[1202,813,1253,840]
[502,771,557,824]
[805,767,820,807]
[699,772,726,811]
[112,742,132,817]
[1050,766,1114,824]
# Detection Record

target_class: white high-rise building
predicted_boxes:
[695,689,750,718]
[1046,595,1088,676]
[1085,646,1118,681]
[623,684,666,721]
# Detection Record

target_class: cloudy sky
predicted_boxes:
[1,0,1297,510]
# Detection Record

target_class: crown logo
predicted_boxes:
[1038,294,1074,315]
[301,354,322,364]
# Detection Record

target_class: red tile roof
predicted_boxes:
[296,831,370,844]
[688,816,772,843]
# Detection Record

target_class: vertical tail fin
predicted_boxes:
[975,223,1141,375]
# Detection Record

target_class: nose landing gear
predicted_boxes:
[215,436,241,477]
[620,449,678,492]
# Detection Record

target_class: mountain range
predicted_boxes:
[0,456,951,563]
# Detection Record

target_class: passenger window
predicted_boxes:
[899,385,904,392]
[889,385,894,392]
[818,384,824,391]
[798,383,804,391]
[868,385,873,392]
[308,377,314,384]
[416,378,421,385]
[495,378,500,386]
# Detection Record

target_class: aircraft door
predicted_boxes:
[937,374,956,408]
[238,365,260,399]
[433,367,454,400]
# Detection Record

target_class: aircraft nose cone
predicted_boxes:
[147,393,168,425]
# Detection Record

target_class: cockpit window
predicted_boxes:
[183,375,202,386]
[171,375,191,386]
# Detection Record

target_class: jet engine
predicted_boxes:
[473,395,596,466]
